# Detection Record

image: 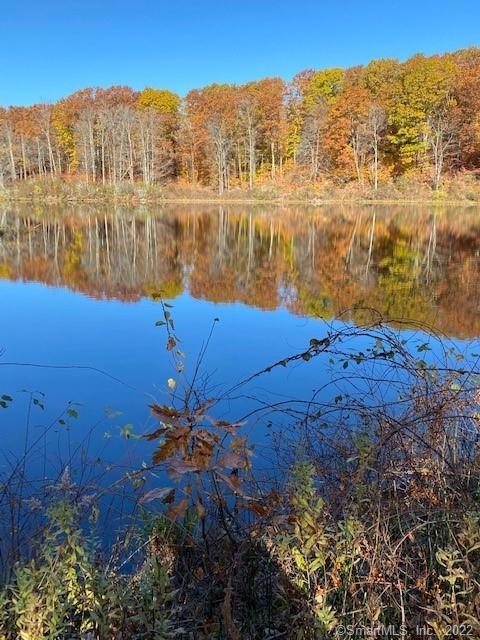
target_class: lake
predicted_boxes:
[1,204,479,485]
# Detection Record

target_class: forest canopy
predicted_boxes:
[1,48,479,193]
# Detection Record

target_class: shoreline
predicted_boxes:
[3,194,480,208]
[2,178,480,208]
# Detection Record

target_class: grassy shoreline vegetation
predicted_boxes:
[1,48,480,202]
[1,313,480,638]
[2,174,480,206]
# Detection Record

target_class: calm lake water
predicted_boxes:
[1,204,479,482]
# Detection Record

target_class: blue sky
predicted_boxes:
[1,0,479,106]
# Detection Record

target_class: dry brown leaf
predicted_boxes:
[217,452,247,470]
[152,438,179,464]
[166,498,189,521]
[215,471,249,498]
[167,459,200,482]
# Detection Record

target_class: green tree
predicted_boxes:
[388,55,456,171]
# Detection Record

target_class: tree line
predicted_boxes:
[1,47,479,192]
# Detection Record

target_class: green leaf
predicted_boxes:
[417,343,431,353]
[309,556,326,573]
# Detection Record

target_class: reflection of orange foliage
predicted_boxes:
[2,206,480,338]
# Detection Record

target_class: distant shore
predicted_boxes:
[1,176,480,208]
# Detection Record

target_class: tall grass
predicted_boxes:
[2,173,480,205]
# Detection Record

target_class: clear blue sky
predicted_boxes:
[1,0,479,106]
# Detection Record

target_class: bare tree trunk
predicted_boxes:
[190,147,195,183]
[83,139,89,183]
[46,129,57,176]
[237,143,243,186]
[127,127,134,182]
[21,135,27,180]
[427,103,456,192]
[218,154,223,195]
[101,129,106,185]
[89,119,96,182]
[6,125,16,181]
[36,138,43,176]
[373,139,379,191]
[248,125,255,189]
[367,106,386,191]
[238,99,257,190]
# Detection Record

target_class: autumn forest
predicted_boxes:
[1,47,480,197]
